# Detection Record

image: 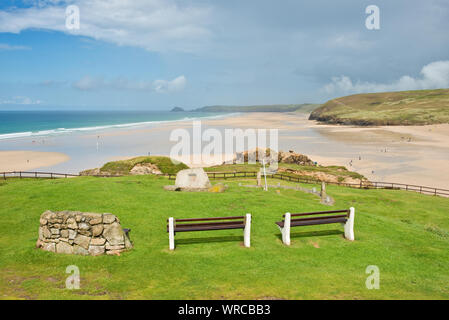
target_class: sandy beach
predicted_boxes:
[0,151,70,172]
[0,112,448,189]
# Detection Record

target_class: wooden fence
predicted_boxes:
[2,170,448,197]
[168,171,449,197]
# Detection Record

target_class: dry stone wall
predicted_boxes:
[36,210,133,256]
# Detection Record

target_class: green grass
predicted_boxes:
[100,156,188,175]
[309,88,449,125]
[1,175,449,299]
[205,163,366,182]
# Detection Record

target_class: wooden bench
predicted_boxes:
[167,214,251,250]
[275,208,355,245]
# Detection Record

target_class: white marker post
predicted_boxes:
[168,217,175,250]
[344,207,355,241]
[282,212,291,245]
[244,213,251,248]
[262,159,268,191]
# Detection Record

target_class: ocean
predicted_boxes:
[0,110,229,140]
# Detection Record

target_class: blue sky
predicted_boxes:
[0,0,448,110]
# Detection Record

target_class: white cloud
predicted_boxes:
[72,75,187,92]
[0,43,31,50]
[324,60,449,95]
[0,96,42,105]
[0,0,213,53]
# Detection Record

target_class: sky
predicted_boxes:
[0,0,448,110]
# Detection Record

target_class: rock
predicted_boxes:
[78,222,89,230]
[92,224,103,237]
[106,250,122,256]
[56,241,73,254]
[103,222,124,246]
[88,245,105,256]
[42,226,51,238]
[67,218,77,229]
[60,230,68,238]
[105,243,125,251]
[40,218,48,225]
[50,228,60,235]
[41,242,56,253]
[130,163,162,175]
[68,229,77,240]
[103,213,116,224]
[173,168,212,190]
[73,245,89,256]
[74,234,91,250]
[124,234,133,249]
[90,217,102,225]
[90,238,106,246]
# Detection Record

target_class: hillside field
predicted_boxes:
[310,89,449,126]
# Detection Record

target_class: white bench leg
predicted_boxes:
[344,207,355,241]
[244,213,251,248]
[282,212,291,245]
[168,217,175,250]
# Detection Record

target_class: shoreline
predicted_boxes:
[0,112,448,189]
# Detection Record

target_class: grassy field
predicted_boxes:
[309,88,449,125]
[1,174,449,299]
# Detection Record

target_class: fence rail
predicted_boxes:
[2,170,449,197]
[168,171,449,197]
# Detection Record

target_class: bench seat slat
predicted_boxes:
[276,217,347,228]
[172,223,245,232]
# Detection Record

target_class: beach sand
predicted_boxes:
[0,151,70,172]
[0,112,448,189]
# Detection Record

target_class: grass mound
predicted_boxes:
[309,88,449,126]
[100,156,188,175]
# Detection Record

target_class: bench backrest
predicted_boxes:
[166,216,246,231]
[281,209,349,223]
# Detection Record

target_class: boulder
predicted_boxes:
[173,168,212,190]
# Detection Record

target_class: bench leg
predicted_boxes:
[344,207,355,241]
[244,213,251,248]
[282,212,291,245]
[168,217,175,250]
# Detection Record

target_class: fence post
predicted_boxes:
[3,172,5,180]
[20,172,22,179]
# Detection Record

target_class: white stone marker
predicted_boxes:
[168,217,175,250]
[244,213,252,248]
[344,207,355,241]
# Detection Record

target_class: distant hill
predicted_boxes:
[193,104,320,113]
[309,88,449,126]
[170,107,185,112]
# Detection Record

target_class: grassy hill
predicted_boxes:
[81,156,188,176]
[194,104,320,113]
[309,88,449,126]
[1,173,448,299]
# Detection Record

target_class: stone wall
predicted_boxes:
[36,210,133,256]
